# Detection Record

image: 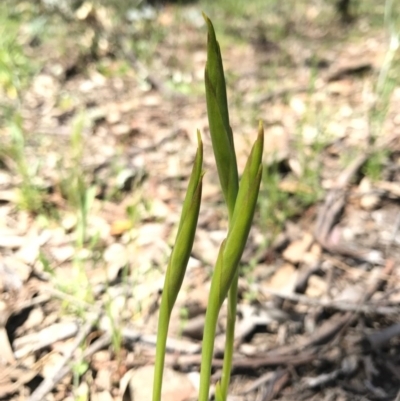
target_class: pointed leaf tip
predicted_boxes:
[257,119,264,157]
[202,12,213,32]
[258,120,264,135]
[196,129,202,147]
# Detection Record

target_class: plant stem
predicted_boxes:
[198,301,221,401]
[220,269,238,399]
[198,244,226,401]
[152,297,170,401]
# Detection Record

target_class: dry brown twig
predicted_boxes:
[314,129,400,260]
[260,286,399,315]
[27,313,100,401]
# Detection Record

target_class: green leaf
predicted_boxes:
[165,177,202,308]
[203,13,231,142]
[153,133,203,401]
[198,239,226,401]
[198,127,263,401]
[229,121,264,231]
[178,129,203,234]
[215,382,224,401]
[165,131,203,309]
[203,13,238,217]
[213,123,264,303]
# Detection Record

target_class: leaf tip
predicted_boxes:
[258,120,264,138]
[257,119,264,152]
[202,12,216,41]
[196,128,203,147]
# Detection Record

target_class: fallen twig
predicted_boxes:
[315,134,400,262]
[364,322,400,349]
[260,286,399,315]
[27,314,99,401]
[169,350,317,370]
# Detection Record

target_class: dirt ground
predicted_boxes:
[0,1,400,400]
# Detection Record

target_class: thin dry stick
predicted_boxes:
[315,153,369,245]
[324,255,400,292]
[27,314,99,401]
[315,133,400,260]
[260,287,399,315]
[365,323,400,349]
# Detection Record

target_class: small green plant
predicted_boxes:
[72,357,90,401]
[58,113,97,248]
[259,161,292,233]
[364,0,399,182]
[0,3,38,100]
[1,115,47,214]
[152,15,263,401]
[363,149,389,181]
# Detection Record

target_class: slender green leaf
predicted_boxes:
[198,240,226,401]
[178,129,203,235]
[203,13,238,217]
[199,129,263,401]
[203,13,231,145]
[229,121,264,231]
[219,122,264,398]
[152,134,203,401]
[215,382,224,401]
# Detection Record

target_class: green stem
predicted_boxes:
[219,174,238,400]
[198,294,222,401]
[220,269,238,399]
[152,296,171,401]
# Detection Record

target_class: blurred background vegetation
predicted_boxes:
[1,0,399,242]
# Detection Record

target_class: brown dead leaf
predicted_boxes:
[266,263,298,294]
[3,256,31,284]
[41,352,64,378]
[112,123,132,137]
[0,258,23,291]
[282,233,314,264]
[376,180,400,198]
[22,308,45,331]
[110,220,133,236]
[303,243,322,265]
[14,321,79,359]
[278,180,314,195]
[0,363,40,397]
[326,79,354,95]
[359,177,380,210]
[305,275,327,298]
[0,233,26,249]
[333,285,364,304]
[0,189,18,202]
[91,391,114,401]
[104,242,128,273]
[0,326,15,363]
[120,365,196,401]
[94,367,113,392]
[49,245,75,263]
